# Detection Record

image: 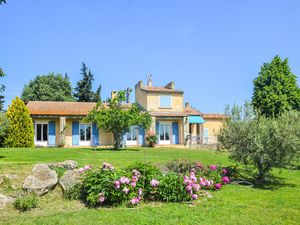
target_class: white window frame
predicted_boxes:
[35,121,48,147]
[79,123,92,146]
[159,95,172,108]
[126,126,138,145]
[159,122,171,145]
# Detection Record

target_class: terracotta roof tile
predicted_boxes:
[140,86,183,94]
[184,106,202,116]
[202,113,229,119]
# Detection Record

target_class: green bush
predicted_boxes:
[0,112,9,147]
[5,97,34,147]
[14,192,38,212]
[157,173,191,202]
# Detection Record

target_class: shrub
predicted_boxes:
[157,173,191,202]
[0,112,9,147]
[14,192,38,212]
[5,97,34,147]
[145,130,158,146]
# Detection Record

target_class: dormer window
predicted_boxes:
[159,95,172,108]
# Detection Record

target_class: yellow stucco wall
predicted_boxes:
[203,119,225,144]
[99,129,114,146]
[135,86,148,109]
[146,93,184,112]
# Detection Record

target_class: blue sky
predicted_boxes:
[1,0,300,113]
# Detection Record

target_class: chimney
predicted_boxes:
[111,91,118,100]
[147,74,153,87]
[185,102,190,108]
[165,82,175,90]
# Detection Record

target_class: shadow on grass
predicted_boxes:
[83,148,142,152]
[0,155,5,159]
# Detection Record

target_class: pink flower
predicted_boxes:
[130,182,136,187]
[192,194,198,200]
[183,176,189,184]
[129,197,140,205]
[122,187,129,194]
[215,183,222,190]
[98,193,105,203]
[196,163,204,169]
[209,165,218,171]
[132,176,138,182]
[150,179,160,187]
[132,169,141,178]
[120,176,130,184]
[222,176,230,184]
[222,169,228,175]
[190,176,197,183]
[78,168,85,173]
[84,165,92,170]
[186,185,192,192]
[138,188,143,196]
[102,162,114,171]
[114,180,120,189]
[193,184,200,191]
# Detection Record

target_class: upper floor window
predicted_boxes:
[159,95,172,108]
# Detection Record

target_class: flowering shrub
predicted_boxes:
[145,130,158,146]
[71,161,231,207]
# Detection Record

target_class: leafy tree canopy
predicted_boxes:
[21,73,74,102]
[85,90,152,149]
[0,112,9,147]
[252,55,300,117]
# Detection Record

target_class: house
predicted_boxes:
[26,79,228,147]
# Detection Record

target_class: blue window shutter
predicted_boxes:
[156,122,160,144]
[172,122,179,144]
[72,121,79,146]
[123,132,127,146]
[92,123,99,146]
[48,121,56,146]
[160,96,171,108]
[138,127,145,145]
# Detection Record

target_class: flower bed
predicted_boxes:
[70,161,231,207]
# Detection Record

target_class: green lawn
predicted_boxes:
[0,147,299,225]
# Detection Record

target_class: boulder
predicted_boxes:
[0,193,15,209]
[59,169,81,192]
[23,164,58,196]
[0,174,18,185]
[48,160,78,170]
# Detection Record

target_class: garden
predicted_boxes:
[0,147,299,225]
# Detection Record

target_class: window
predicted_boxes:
[159,123,171,141]
[36,123,48,141]
[159,95,172,108]
[127,126,138,141]
[80,124,92,141]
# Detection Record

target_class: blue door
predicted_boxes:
[92,123,99,146]
[72,121,79,146]
[172,122,179,144]
[138,127,145,145]
[156,122,160,144]
[48,121,56,146]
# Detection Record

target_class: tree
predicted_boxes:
[0,112,9,147]
[21,73,74,102]
[252,55,300,117]
[0,0,7,5]
[74,62,95,102]
[218,105,300,181]
[0,68,5,111]
[126,87,132,103]
[5,97,34,147]
[93,84,102,102]
[85,90,152,149]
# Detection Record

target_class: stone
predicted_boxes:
[0,174,19,185]
[23,164,58,196]
[47,160,78,170]
[59,169,81,192]
[0,193,15,209]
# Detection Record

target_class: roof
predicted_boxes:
[27,101,98,116]
[149,111,187,117]
[202,113,229,119]
[184,106,202,116]
[140,86,184,94]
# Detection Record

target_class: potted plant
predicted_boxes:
[145,130,158,147]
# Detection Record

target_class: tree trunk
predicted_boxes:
[113,132,121,150]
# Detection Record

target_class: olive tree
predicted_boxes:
[219,107,300,181]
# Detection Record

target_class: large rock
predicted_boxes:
[47,160,78,170]
[59,169,81,192]
[0,193,15,209]
[23,164,58,196]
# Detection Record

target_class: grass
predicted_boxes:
[0,147,299,225]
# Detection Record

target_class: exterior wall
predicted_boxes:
[99,129,114,146]
[146,93,184,112]
[202,119,224,144]
[135,85,148,110]
[65,119,75,147]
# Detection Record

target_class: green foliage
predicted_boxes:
[21,73,74,102]
[93,84,102,102]
[218,109,300,181]
[0,0,6,5]
[252,55,300,117]
[0,112,9,147]
[85,90,152,149]
[74,62,95,102]
[5,97,34,147]
[165,159,198,175]
[157,173,191,202]
[14,192,38,212]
